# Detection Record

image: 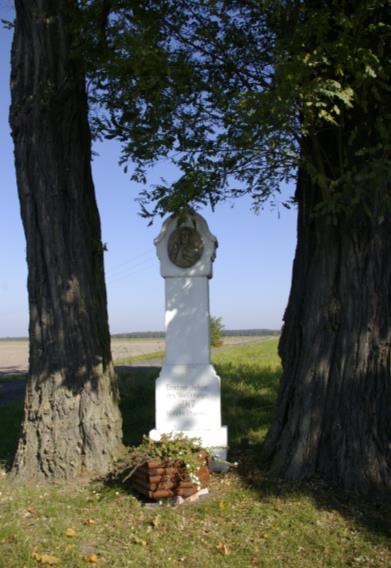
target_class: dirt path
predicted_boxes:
[0,341,28,375]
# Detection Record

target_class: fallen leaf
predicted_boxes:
[64,528,77,538]
[218,500,225,512]
[83,519,97,526]
[151,516,161,528]
[84,554,98,563]
[2,535,16,544]
[32,552,61,565]
[132,535,147,546]
[216,542,231,556]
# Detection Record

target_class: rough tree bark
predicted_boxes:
[264,125,391,494]
[9,0,123,480]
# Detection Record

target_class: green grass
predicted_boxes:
[114,335,276,366]
[0,339,390,567]
[214,340,281,447]
[118,367,157,447]
[117,338,281,449]
[0,373,27,383]
[115,351,165,365]
[0,403,24,469]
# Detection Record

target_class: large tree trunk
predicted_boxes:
[9,0,123,480]
[264,134,391,494]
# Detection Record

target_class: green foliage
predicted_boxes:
[118,433,209,488]
[210,315,224,347]
[80,0,391,219]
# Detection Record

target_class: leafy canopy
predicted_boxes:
[80,0,391,218]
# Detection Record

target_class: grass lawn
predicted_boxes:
[0,339,390,567]
[115,351,165,365]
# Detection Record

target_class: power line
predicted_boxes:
[107,257,157,285]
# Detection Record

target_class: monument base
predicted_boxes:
[150,362,229,471]
[154,364,225,426]
[149,427,228,471]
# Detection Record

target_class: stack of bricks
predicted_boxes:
[131,453,209,500]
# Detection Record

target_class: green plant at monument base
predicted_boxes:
[117,433,211,491]
[0,339,390,566]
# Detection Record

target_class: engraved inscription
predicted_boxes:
[165,384,209,416]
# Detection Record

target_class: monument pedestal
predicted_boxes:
[150,363,228,461]
[150,213,228,462]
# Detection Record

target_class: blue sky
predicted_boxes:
[0,7,297,337]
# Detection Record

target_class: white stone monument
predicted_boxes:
[149,212,228,462]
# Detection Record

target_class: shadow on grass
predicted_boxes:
[118,362,280,451]
[217,362,280,448]
[120,362,391,543]
[0,357,279,459]
[118,366,158,446]
[1,364,390,543]
[0,402,24,469]
[234,449,391,542]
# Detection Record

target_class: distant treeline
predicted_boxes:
[1,329,280,341]
[224,329,280,336]
[0,336,28,341]
[112,331,166,339]
[111,329,280,339]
